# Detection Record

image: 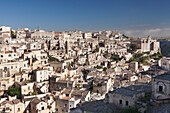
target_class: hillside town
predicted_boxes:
[0,26,169,113]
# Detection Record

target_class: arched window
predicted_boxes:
[157,82,166,93]
[4,67,7,70]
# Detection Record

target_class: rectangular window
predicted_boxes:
[126,101,129,106]
[119,100,122,104]
[159,86,163,92]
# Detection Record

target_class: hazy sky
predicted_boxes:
[1,0,170,37]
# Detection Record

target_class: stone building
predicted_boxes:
[152,73,170,100]
[131,35,160,52]
[105,85,146,108]
[159,57,170,72]
[129,61,138,72]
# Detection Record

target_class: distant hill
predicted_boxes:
[159,39,170,57]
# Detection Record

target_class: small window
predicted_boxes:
[24,64,26,67]
[8,54,11,57]
[159,86,163,92]
[18,107,20,111]
[126,101,129,106]
[4,67,7,70]
[1,55,3,57]
[42,107,44,110]
[11,66,13,69]
[119,100,122,104]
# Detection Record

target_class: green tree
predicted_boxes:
[32,92,37,95]
[48,56,59,62]
[138,92,151,103]
[11,31,15,38]
[7,85,21,99]
[111,55,123,62]
[129,57,137,62]
[123,34,129,39]
[82,69,89,76]
[130,44,137,52]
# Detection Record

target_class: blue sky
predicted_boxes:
[1,0,170,37]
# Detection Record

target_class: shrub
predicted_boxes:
[48,56,59,62]
[32,92,37,95]
[7,85,21,99]
[129,57,137,62]
[121,106,141,113]
[138,92,151,103]
[154,57,160,60]
[130,44,137,52]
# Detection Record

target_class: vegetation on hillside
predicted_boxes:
[82,69,90,76]
[138,92,152,103]
[121,106,141,113]
[48,56,59,62]
[7,85,21,99]
[110,55,123,62]
[122,34,129,39]
[129,52,163,65]
[149,52,163,60]
[95,66,104,69]
[11,31,16,38]
[129,44,137,52]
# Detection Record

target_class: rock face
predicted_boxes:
[159,39,170,57]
